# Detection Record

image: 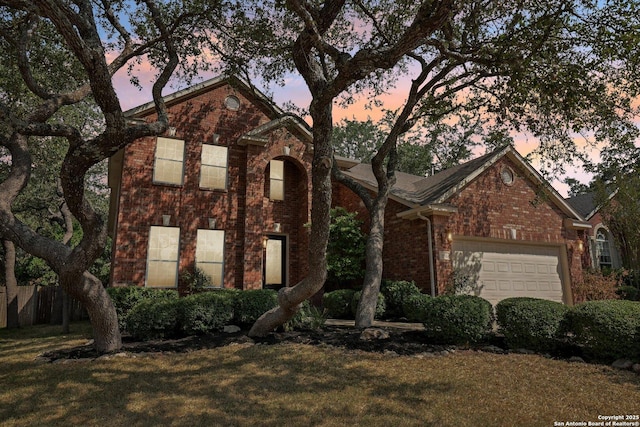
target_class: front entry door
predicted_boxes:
[264,235,287,289]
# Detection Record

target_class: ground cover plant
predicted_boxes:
[2,322,640,427]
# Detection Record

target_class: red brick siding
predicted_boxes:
[110,83,312,293]
[333,156,585,301]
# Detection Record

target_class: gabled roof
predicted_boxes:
[123,75,284,119]
[565,192,598,219]
[343,145,587,222]
[566,188,618,221]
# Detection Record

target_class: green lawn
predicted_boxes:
[1,322,638,426]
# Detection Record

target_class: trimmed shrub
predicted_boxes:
[563,300,640,362]
[177,291,236,335]
[351,290,386,319]
[496,297,569,352]
[422,295,493,345]
[380,280,421,319]
[322,289,357,319]
[233,289,278,325]
[125,298,181,340]
[401,293,431,323]
[107,286,179,330]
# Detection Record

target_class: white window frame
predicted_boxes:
[146,226,180,288]
[595,227,613,270]
[269,159,284,201]
[195,229,225,287]
[199,139,228,190]
[153,137,185,185]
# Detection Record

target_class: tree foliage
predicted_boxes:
[228,0,640,331]
[594,169,640,272]
[326,207,366,288]
[0,0,230,352]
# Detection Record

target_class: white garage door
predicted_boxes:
[452,240,565,305]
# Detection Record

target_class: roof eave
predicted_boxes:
[397,204,458,220]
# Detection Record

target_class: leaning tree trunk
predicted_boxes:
[3,239,20,329]
[61,271,121,352]
[59,189,74,334]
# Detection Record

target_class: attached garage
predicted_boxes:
[452,239,568,306]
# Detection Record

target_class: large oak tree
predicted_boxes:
[233,0,640,332]
[0,0,227,352]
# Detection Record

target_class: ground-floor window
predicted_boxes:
[196,229,225,287]
[146,226,180,287]
[595,228,613,270]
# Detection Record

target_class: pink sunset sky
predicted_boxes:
[113,64,623,198]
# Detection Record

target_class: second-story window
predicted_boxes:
[153,137,185,185]
[270,159,284,200]
[200,141,228,190]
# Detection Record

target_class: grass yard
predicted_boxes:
[1,322,639,427]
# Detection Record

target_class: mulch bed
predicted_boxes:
[39,326,469,362]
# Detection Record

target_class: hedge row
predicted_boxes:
[109,286,640,362]
[322,280,422,320]
[324,287,640,361]
[496,297,640,362]
[109,287,328,340]
[108,287,275,340]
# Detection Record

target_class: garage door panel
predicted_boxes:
[453,239,565,305]
[497,262,509,273]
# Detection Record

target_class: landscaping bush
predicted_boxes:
[401,293,431,322]
[177,291,236,335]
[322,289,357,319]
[125,298,181,340]
[496,297,569,352]
[285,300,327,331]
[233,289,278,325]
[572,269,619,303]
[107,286,179,330]
[616,285,639,301]
[563,300,640,362]
[380,280,421,319]
[325,208,366,289]
[351,290,386,319]
[422,295,493,345]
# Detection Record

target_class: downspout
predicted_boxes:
[417,212,436,297]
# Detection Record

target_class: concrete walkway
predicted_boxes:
[325,318,425,331]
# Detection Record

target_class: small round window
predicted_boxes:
[224,95,241,111]
[500,167,514,185]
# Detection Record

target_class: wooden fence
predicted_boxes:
[0,286,86,328]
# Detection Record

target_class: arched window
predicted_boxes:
[595,228,613,270]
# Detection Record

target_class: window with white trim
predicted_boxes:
[595,228,613,269]
[200,141,228,190]
[270,159,284,200]
[146,226,180,288]
[153,137,185,185]
[195,229,225,287]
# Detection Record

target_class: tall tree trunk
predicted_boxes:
[3,239,20,329]
[355,197,388,328]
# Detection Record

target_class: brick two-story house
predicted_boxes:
[108,76,315,291]
[109,76,591,305]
